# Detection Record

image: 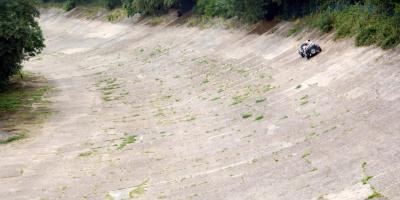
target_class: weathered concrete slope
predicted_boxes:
[1,9,400,200]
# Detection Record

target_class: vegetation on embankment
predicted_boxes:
[307,3,400,49]
[1,1,48,144]
[0,72,51,144]
[0,0,45,89]
[40,0,400,49]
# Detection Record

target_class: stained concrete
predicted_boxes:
[0,8,399,200]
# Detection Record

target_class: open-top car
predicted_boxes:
[299,42,322,59]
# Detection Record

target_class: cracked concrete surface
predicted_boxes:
[0,9,399,200]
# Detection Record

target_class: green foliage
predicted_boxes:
[63,0,76,11]
[195,0,265,23]
[106,8,126,22]
[122,0,179,16]
[0,0,45,89]
[310,3,400,48]
[287,26,302,37]
[334,5,366,38]
[40,0,400,49]
[117,135,137,150]
[41,0,122,10]
[0,132,26,144]
[0,81,49,113]
[311,11,334,33]
[242,113,252,119]
[357,24,378,46]
[103,0,121,10]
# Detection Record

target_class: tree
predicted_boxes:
[0,0,45,89]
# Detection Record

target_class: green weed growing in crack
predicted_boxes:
[237,69,248,75]
[195,57,210,65]
[185,116,196,122]
[154,109,165,117]
[105,193,114,200]
[129,179,149,198]
[231,95,247,105]
[362,175,373,185]
[97,77,121,102]
[305,132,319,141]
[280,115,289,120]
[117,135,137,150]
[78,151,94,157]
[302,151,312,164]
[0,132,26,144]
[161,95,172,100]
[211,97,220,101]
[202,79,209,84]
[300,94,308,100]
[242,113,252,119]
[272,152,279,162]
[323,126,337,133]
[255,115,264,121]
[263,84,276,92]
[361,162,384,199]
[256,98,266,103]
[137,47,144,53]
[367,187,383,199]
[150,45,169,58]
[300,95,309,105]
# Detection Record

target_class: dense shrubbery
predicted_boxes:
[310,2,400,49]
[193,0,399,48]
[122,0,179,16]
[194,0,265,23]
[39,0,400,48]
[40,0,122,10]
[63,0,76,11]
[0,0,45,89]
[104,0,121,9]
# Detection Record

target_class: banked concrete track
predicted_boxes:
[1,8,400,200]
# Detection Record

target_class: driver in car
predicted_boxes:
[303,39,312,51]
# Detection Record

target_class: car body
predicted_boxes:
[298,43,322,59]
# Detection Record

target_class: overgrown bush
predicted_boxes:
[63,0,76,11]
[357,25,378,46]
[122,0,179,16]
[103,0,121,10]
[0,0,45,89]
[40,0,400,49]
[312,11,334,33]
[306,2,400,49]
[195,0,265,23]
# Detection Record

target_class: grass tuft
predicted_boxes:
[129,179,149,198]
[0,132,26,144]
[117,135,137,150]
[106,8,126,22]
[255,115,264,121]
[147,16,163,26]
[242,113,252,119]
[255,98,266,103]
